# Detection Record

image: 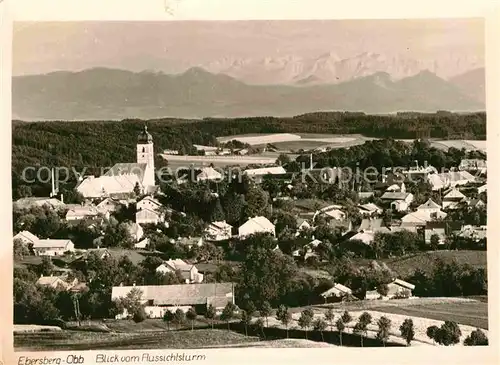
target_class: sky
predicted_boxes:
[12,19,485,76]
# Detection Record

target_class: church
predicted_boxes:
[76,126,156,198]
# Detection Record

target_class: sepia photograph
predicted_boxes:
[9,14,492,356]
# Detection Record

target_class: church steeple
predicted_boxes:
[137,124,155,189]
[138,124,153,144]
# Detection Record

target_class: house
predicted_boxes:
[13,231,39,245]
[349,231,375,245]
[36,275,77,290]
[96,197,123,215]
[358,203,383,216]
[386,279,415,298]
[457,225,487,242]
[238,216,276,237]
[65,204,108,221]
[428,171,476,191]
[296,218,312,233]
[391,200,410,212]
[111,282,235,319]
[134,237,150,249]
[15,197,65,210]
[314,205,346,221]
[196,167,223,182]
[83,247,111,260]
[442,188,467,210]
[32,239,75,256]
[424,222,447,245]
[320,283,354,302]
[417,199,443,214]
[135,196,165,225]
[156,259,204,283]
[459,159,486,172]
[380,191,414,205]
[204,221,233,241]
[401,210,447,227]
[244,166,287,178]
[235,148,249,156]
[467,198,486,209]
[478,184,487,194]
[358,191,375,200]
[401,165,437,181]
[357,218,390,234]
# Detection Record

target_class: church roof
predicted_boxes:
[138,125,153,144]
[104,163,147,182]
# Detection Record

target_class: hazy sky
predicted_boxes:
[13,19,485,76]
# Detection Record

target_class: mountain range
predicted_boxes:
[12,66,485,121]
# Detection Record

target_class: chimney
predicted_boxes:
[310,154,313,171]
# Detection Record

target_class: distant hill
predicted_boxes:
[449,67,485,104]
[12,67,485,121]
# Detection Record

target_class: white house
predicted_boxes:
[428,171,476,191]
[32,239,75,256]
[134,237,150,249]
[196,167,223,182]
[136,196,165,225]
[36,275,78,290]
[401,209,447,227]
[204,221,233,241]
[65,204,108,221]
[156,259,203,283]
[320,283,353,302]
[358,203,383,216]
[13,231,39,245]
[391,200,410,212]
[380,192,414,205]
[238,216,276,238]
[96,198,123,215]
[442,188,467,210]
[417,199,442,214]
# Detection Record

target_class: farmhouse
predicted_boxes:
[156,259,204,283]
[401,210,447,227]
[204,220,233,241]
[13,230,39,245]
[320,283,354,302]
[96,197,123,214]
[15,197,65,210]
[32,239,75,256]
[386,279,415,298]
[111,282,235,319]
[243,166,287,182]
[136,196,165,225]
[238,216,276,237]
[65,204,108,221]
[196,167,223,182]
[76,126,156,198]
[36,275,78,290]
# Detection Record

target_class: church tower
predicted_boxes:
[137,125,156,191]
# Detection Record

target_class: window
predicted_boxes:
[142,147,145,153]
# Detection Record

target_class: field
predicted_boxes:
[371,301,488,329]
[14,329,258,351]
[160,154,277,170]
[353,250,487,277]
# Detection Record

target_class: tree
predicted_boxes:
[260,301,272,328]
[276,305,292,338]
[336,318,345,346]
[399,318,415,346]
[298,309,314,339]
[254,317,266,339]
[133,308,147,323]
[276,153,291,166]
[205,304,216,329]
[39,256,55,276]
[163,310,174,331]
[324,308,335,333]
[313,317,328,341]
[174,308,186,330]
[240,309,253,337]
[114,288,144,319]
[430,234,440,250]
[426,325,439,344]
[133,182,142,197]
[186,307,197,331]
[220,302,237,330]
[464,329,488,346]
[355,312,372,347]
[13,239,30,260]
[434,321,462,346]
[341,311,352,326]
[376,284,389,297]
[376,316,391,347]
